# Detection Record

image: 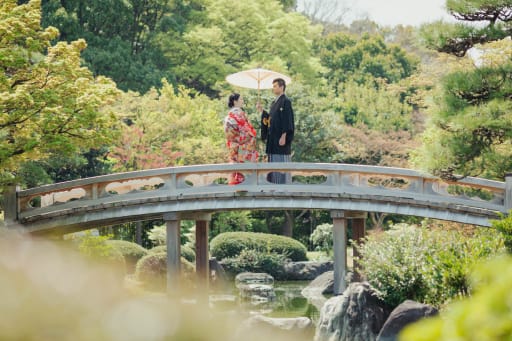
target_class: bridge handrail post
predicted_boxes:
[3,185,20,227]
[506,172,512,211]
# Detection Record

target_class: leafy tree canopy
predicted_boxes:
[414,59,512,180]
[161,0,324,96]
[315,32,419,93]
[0,0,119,188]
[105,81,226,167]
[420,0,512,56]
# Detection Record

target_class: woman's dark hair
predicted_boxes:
[228,93,240,108]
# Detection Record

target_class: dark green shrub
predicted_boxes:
[106,240,148,273]
[148,245,167,254]
[180,245,196,263]
[148,245,196,263]
[134,252,195,291]
[75,232,126,276]
[221,249,287,279]
[354,223,505,308]
[401,256,512,341]
[210,232,307,261]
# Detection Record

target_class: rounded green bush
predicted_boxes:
[355,223,505,308]
[148,245,167,254]
[210,232,307,261]
[180,245,196,263]
[148,244,196,263]
[106,240,148,273]
[134,252,195,291]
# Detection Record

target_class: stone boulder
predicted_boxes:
[283,261,333,280]
[236,315,314,341]
[235,272,275,302]
[314,282,391,341]
[377,300,438,341]
[301,270,334,310]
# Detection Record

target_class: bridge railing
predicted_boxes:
[8,163,510,224]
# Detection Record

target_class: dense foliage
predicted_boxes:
[400,255,512,341]
[416,1,512,180]
[354,223,505,307]
[310,223,333,255]
[210,232,308,262]
[491,210,512,253]
[0,0,119,188]
[148,244,196,263]
[106,240,148,273]
[220,249,288,280]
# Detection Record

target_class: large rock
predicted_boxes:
[301,270,334,310]
[284,261,333,280]
[315,282,391,341]
[236,315,314,341]
[377,300,438,341]
[235,272,276,302]
[235,272,274,286]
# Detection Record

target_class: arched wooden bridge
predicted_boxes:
[4,163,511,294]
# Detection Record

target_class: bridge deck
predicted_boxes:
[5,163,511,235]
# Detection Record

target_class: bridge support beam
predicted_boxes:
[331,210,367,295]
[351,212,367,282]
[164,212,181,294]
[164,212,212,295]
[194,213,212,289]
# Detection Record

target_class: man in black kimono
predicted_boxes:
[257,78,294,184]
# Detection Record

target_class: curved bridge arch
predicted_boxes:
[5,163,511,236]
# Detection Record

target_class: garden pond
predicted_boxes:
[209,281,321,323]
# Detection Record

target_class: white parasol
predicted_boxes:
[226,68,291,98]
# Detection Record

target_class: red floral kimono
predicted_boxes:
[224,107,259,184]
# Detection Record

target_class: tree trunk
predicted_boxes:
[282,210,294,237]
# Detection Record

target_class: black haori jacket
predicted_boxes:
[260,94,294,155]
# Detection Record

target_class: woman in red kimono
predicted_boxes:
[224,93,259,185]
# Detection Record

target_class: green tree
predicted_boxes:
[420,0,512,57]
[161,0,323,96]
[41,0,203,93]
[105,82,226,166]
[0,0,119,190]
[415,1,512,180]
[315,32,418,94]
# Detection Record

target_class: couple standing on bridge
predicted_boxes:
[224,78,295,185]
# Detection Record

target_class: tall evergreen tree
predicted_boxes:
[415,0,512,180]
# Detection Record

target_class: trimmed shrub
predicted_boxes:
[180,245,196,263]
[134,252,195,292]
[148,245,196,263]
[106,240,148,273]
[221,249,287,279]
[210,232,308,261]
[75,233,126,276]
[148,245,167,254]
